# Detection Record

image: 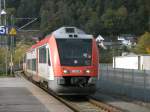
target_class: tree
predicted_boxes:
[0,48,6,65]
[13,41,31,65]
[135,32,150,54]
[6,0,150,36]
[6,0,21,9]
[17,0,42,17]
[38,0,149,36]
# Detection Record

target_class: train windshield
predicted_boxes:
[56,39,92,66]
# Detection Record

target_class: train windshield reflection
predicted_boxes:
[56,39,92,66]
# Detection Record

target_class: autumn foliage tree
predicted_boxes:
[135,32,150,54]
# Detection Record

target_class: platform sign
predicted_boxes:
[0,26,7,35]
[9,27,17,36]
[0,26,17,36]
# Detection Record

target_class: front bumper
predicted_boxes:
[48,77,97,95]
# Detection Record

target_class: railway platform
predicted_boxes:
[0,77,73,112]
[1,74,150,112]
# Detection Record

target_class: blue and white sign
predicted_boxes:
[0,26,8,35]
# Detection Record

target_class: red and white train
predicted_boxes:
[23,27,99,95]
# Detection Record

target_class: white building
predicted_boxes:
[113,55,150,70]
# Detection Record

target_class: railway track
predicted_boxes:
[60,96,116,112]
[42,90,122,112]
[59,96,122,112]
[18,72,122,112]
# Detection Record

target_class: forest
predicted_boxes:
[6,0,150,37]
[0,0,148,66]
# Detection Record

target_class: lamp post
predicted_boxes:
[0,0,1,25]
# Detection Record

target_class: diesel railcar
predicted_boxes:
[23,27,99,95]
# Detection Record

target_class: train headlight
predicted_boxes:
[63,70,70,74]
[85,69,91,74]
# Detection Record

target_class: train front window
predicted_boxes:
[56,39,92,66]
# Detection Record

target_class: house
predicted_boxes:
[117,35,136,47]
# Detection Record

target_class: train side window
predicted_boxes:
[27,59,32,70]
[27,59,30,69]
[23,54,26,63]
[47,48,51,66]
[32,59,36,71]
[39,46,47,63]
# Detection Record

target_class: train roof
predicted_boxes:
[28,37,50,52]
[27,27,93,52]
[53,27,93,39]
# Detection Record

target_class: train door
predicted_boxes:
[38,45,54,81]
[47,45,54,80]
[31,49,39,82]
[45,46,49,79]
[35,48,39,82]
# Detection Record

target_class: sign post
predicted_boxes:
[9,26,17,76]
[9,27,17,36]
[9,15,17,76]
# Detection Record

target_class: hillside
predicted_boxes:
[7,0,150,37]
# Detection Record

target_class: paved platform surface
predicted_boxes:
[0,77,73,112]
[92,91,150,112]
